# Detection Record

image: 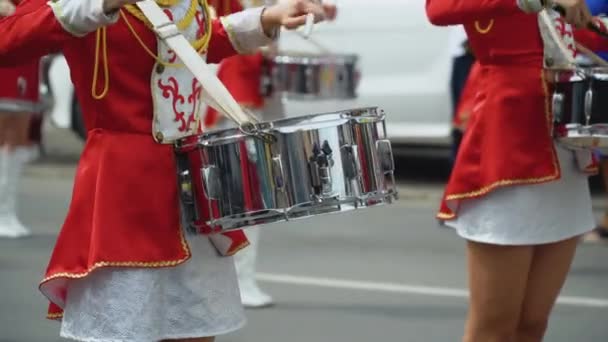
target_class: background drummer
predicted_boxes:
[582,0,608,244]
[206,0,337,308]
[0,0,41,239]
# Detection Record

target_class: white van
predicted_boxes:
[47,0,453,155]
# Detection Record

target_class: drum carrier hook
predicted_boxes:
[238,122,278,144]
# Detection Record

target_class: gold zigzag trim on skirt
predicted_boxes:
[46,312,63,320]
[40,225,191,284]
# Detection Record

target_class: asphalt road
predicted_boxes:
[0,127,606,342]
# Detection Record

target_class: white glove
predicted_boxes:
[0,0,16,16]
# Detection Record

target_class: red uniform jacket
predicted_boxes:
[0,0,40,105]
[204,0,265,128]
[454,61,481,131]
[0,0,250,319]
[425,1,608,220]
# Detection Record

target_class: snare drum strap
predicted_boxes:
[204,53,265,128]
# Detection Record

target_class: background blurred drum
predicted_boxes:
[261,51,360,100]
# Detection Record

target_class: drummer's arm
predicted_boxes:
[207,6,277,63]
[574,17,608,52]
[426,0,541,25]
[0,0,117,67]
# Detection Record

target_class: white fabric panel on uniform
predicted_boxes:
[150,0,207,143]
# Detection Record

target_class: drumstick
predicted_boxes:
[303,13,315,38]
[576,42,608,67]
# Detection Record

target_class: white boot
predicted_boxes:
[235,227,274,308]
[0,147,31,238]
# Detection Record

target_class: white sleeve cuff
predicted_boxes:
[517,0,545,13]
[48,0,119,37]
[220,7,278,54]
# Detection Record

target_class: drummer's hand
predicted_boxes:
[0,0,16,16]
[262,0,337,34]
[553,0,593,28]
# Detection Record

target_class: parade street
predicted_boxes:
[0,128,607,342]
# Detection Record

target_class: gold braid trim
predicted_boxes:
[90,0,214,99]
[121,0,213,64]
[474,19,494,34]
[46,312,64,320]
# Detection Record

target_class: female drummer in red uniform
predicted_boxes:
[0,0,40,239]
[426,1,607,341]
[0,0,334,341]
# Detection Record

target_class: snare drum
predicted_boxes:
[549,67,608,150]
[174,107,397,234]
[261,51,359,100]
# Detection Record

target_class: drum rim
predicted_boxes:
[545,67,608,82]
[190,106,384,146]
[271,52,359,65]
[586,67,608,81]
[544,67,585,82]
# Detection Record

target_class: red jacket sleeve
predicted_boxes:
[210,0,244,16]
[574,18,608,52]
[206,19,239,64]
[425,0,521,26]
[0,0,72,67]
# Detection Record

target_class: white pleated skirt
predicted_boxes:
[59,233,246,342]
[446,146,595,245]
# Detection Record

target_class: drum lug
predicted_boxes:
[584,87,594,125]
[202,165,221,200]
[308,141,334,198]
[178,170,194,204]
[271,156,286,191]
[340,145,360,180]
[552,92,564,124]
[376,139,395,173]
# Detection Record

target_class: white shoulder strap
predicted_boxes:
[136,0,255,126]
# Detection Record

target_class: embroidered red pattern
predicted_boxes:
[158,77,189,132]
[554,17,578,57]
[187,78,202,131]
[163,9,178,63]
[195,10,206,39]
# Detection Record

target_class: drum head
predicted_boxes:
[588,67,608,81]
[196,107,383,145]
[265,107,382,133]
[272,51,358,65]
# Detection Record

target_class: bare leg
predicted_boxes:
[516,237,579,342]
[463,240,534,342]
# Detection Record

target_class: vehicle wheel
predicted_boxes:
[71,93,87,140]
